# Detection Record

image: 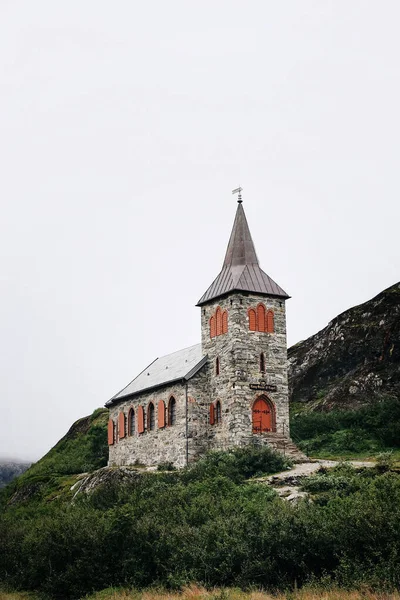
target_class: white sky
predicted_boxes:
[1,1,399,461]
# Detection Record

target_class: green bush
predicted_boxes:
[291,397,400,456]
[1,447,400,598]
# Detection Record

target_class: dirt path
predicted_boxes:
[257,459,376,502]
[269,459,375,481]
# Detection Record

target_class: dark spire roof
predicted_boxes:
[197,202,289,306]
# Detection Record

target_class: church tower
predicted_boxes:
[197,199,291,450]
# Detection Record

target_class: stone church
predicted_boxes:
[106,199,298,468]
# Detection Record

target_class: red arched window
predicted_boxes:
[128,408,135,436]
[210,307,228,337]
[118,412,126,439]
[137,405,145,434]
[216,400,222,424]
[248,308,256,331]
[216,357,220,376]
[260,352,266,373]
[216,307,222,336]
[107,419,114,446]
[257,304,266,332]
[210,316,216,338]
[168,396,176,426]
[222,311,228,334]
[266,310,274,333]
[209,403,215,425]
[158,400,166,428]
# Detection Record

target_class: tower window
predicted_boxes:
[248,309,256,331]
[210,307,228,338]
[257,304,266,332]
[216,400,222,424]
[216,357,220,376]
[248,303,274,333]
[222,311,228,334]
[260,352,266,373]
[266,310,274,333]
[168,396,176,426]
[209,403,215,425]
[210,316,216,338]
[147,402,155,431]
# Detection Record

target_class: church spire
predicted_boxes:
[223,201,259,268]
[197,200,289,306]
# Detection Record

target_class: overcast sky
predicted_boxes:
[1,1,399,462]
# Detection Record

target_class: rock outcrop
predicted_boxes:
[288,282,400,411]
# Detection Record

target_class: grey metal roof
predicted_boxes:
[197,202,289,305]
[106,343,206,405]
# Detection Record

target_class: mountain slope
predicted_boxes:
[1,408,109,506]
[288,282,400,411]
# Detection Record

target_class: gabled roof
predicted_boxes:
[197,202,289,306]
[106,344,206,406]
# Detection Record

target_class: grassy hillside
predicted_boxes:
[1,446,400,599]
[1,408,109,506]
[290,396,400,459]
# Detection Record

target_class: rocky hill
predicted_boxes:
[288,282,400,411]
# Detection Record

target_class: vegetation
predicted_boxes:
[1,445,400,599]
[0,409,109,505]
[290,397,400,458]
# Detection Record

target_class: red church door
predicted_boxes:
[252,397,274,433]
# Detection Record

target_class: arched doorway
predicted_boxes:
[252,396,275,433]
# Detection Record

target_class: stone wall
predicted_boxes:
[108,382,189,468]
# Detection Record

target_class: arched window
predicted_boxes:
[248,308,256,331]
[216,357,220,376]
[216,307,222,336]
[128,408,135,436]
[266,310,274,333]
[257,303,266,332]
[252,397,275,433]
[210,307,228,337]
[216,400,222,424]
[168,396,176,426]
[107,419,115,446]
[222,310,228,334]
[210,316,216,338]
[147,402,155,431]
[260,352,266,373]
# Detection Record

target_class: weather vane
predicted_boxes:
[232,186,243,203]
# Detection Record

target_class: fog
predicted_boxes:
[0,1,399,461]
